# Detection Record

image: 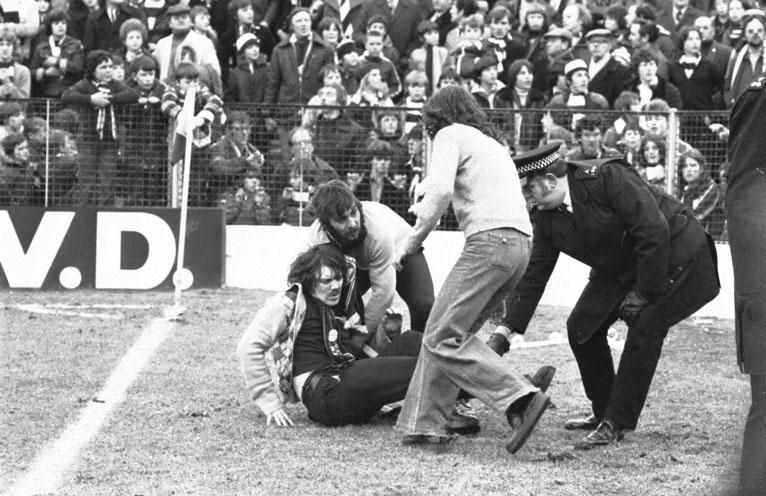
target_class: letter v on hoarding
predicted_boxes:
[0,211,75,288]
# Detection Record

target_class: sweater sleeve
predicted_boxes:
[360,218,397,338]
[402,126,456,254]
[235,294,294,415]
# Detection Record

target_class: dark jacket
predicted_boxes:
[264,34,335,104]
[29,35,84,98]
[312,112,367,175]
[61,79,139,140]
[726,74,766,373]
[83,4,147,53]
[588,56,631,109]
[668,58,724,110]
[623,76,683,109]
[226,56,269,103]
[505,158,719,344]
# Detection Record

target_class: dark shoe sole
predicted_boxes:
[505,392,550,454]
[445,421,481,435]
[529,365,556,393]
[402,434,455,445]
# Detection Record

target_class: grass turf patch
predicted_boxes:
[0,289,749,495]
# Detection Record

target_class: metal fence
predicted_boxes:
[0,100,729,239]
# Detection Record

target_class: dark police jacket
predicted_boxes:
[506,158,716,343]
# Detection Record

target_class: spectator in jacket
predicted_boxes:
[209,110,265,199]
[627,20,670,80]
[225,32,268,103]
[485,5,525,86]
[161,61,224,206]
[61,50,139,205]
[679,148,722,238]
[190,5,218,48]
[0,26,30,99]
[316,16,342,51]
[310,84,367,176]
[68,0,98,42]
[669,25,725,110]
[83,0,146,53]
[696,16,732,78]
[624,48,683,109]
[584,28,630,109]
[506,58,546,153]
[218,168,272,224]
[353,30,402,100]
[218,0,274,82]
[265,7,334,105]
[724,13,765,108]
[365,15,403,67]
[539,26,573,98]
[0,133,35,205]
[409,20,449,96]
[353,0,428,60]
[154,3,220,84]
[0,101,25,144]
[124,54,167,206]
[399,70,427,134]
[30,9,83,98]
[545,58,609,133]
[174,42,222,95]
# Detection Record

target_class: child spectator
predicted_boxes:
[348,68,394,131]
[174,43,222,96]
[118,18,151,68]
[217,168,272,224]
[485,5,525,85]
[353,30,402,99]
[679,148,723,238]
[0,133,36,206]
[450,13,486,71]
[399,70,427,134]
[225,32,267,103]
[219,0,274,82]
[124,54,167,205]
[161,61,224,206]
[357,139,409,216]
[191,5,218,48]
[365,15,401,67]
[336,40,361,95]
[409,20,448,96]
[61,50,139,206]
[110,54,127,81]
[372,107,407,167]
[0,26,31,99]
[0,0,41,61]
[30,10,83,98]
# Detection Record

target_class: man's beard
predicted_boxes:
[748,37,763,48]
[326,218,367,251]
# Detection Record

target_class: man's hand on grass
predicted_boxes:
[266,407,294,427]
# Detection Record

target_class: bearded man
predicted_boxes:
[307,179,434,348]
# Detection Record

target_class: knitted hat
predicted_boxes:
[236,32,261,52]
[564,58,588,78]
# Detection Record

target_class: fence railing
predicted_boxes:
[0,99,729,240]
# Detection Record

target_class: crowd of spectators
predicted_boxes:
[0,0,758,235]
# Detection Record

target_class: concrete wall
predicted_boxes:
[226,226,734,319]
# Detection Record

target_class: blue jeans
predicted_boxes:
[396,228,538,436]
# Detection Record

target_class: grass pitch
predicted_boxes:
[0,289,748,495]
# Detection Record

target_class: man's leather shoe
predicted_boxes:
[445,399,481,435]
[525,365,556,393]
[505,391,550,454]
[486,332,510,355]
[564,414,600,431]
[574,419,624,450]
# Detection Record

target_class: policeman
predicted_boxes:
[487,143,720,449]
[726,74,766,496]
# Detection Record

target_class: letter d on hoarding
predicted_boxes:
[95,212,176,289]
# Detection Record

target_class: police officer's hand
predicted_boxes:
[619,290,651,326]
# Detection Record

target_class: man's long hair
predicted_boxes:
[421,86,503,143]
[310,180,367,250]
[287,244,346,294]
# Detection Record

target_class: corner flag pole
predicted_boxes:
[170,86,197,316]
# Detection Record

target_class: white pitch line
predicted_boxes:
[47,304,154,310]
[15,304,123,320]
[4,317,176,496]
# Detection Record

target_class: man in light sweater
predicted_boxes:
[307,180,434,346]
[392,86,553,453]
